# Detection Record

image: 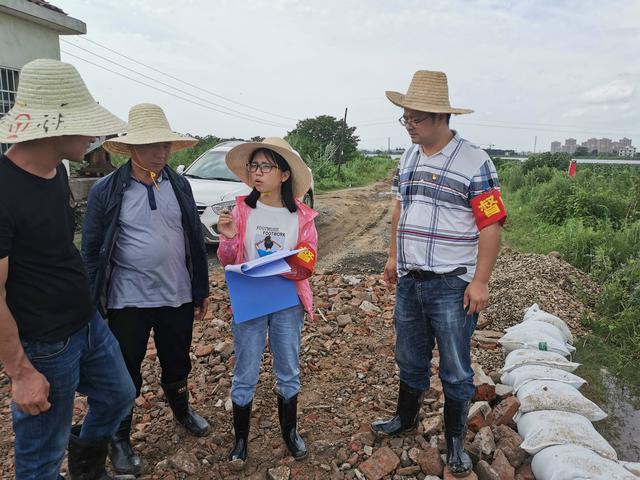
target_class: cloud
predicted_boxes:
[580,79,634,105]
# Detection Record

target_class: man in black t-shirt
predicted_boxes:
[0,59,135,480]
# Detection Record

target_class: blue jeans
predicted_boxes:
[394,274,478,401]
[11,312,135,480]
[231,305,304,406]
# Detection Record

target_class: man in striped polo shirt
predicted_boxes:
[371,71,506,477]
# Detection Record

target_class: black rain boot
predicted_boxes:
[68,425,114,480]
[228,401,252,469]
[162,379,210,437]
[370,381,425,437]
[277,393,308,460]
[108,411,144,476]
[444,397,473,477]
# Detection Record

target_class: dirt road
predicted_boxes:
[314,181,394,274]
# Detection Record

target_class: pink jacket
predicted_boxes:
[217,196,319,320]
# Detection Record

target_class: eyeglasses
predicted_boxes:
[246,162,279,174]
[398,114,432,127]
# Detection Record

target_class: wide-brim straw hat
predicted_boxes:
[0,58,126,143]
[386,70,473,115]
[103,103,198,155]
[226,137,312,199]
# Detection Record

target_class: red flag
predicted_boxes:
[568,160,577,177]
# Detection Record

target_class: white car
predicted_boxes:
[177,141,314,245]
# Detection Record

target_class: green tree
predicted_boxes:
[285,115,360,165]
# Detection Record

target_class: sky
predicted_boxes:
[52,0,640,152]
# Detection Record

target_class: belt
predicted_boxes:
[407,267,467,280]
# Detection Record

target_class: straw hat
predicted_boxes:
[226,137,312,199]
[0,58,126,143]
[103,103,198,155]
[386,70,473,115]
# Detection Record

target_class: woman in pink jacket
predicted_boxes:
[217,137,318,469]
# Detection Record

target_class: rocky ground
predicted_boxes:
[0,181,600,479]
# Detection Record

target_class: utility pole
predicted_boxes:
[533,135,537,153]
[336,107,348,179]
[387,137,391,154]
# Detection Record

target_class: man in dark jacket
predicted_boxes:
[82,103,210,476]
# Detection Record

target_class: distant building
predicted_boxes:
[619,145,636,157]
[564,138,577,154]
[552,136,634,155]
[585,138,598,153]
[597,138,612,154]
[485,148,517,157]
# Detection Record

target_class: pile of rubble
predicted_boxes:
[0,251,614,479]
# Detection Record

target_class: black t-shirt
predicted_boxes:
[0,154,94,341]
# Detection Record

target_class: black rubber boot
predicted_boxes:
[162,379,210,437]
[444,397,473,477]
[371,381,425,437]
[277,393,308,460]
[68,425,114,480]
[228,401,252,470]
[108,411,144,476]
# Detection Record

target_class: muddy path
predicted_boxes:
[313,181,394,275]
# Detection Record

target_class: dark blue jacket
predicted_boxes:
[81,161,209,317]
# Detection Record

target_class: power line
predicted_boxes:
[61,40,291,129]
[76,36,299,122]
[61,50,293,129]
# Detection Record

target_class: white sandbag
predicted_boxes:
[618,460,640,477]
[517,379,607,421]
[531,444,636,480]
[501,349,581,373]
[523,303,574,344]
[505,320,568,344]
[499,329,575,357]
[517,410,617,459]
[501,365,586,392]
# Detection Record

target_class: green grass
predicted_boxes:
[497,155,640,371]
[313,155,397,192]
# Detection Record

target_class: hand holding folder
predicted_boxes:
[224,249,304,324]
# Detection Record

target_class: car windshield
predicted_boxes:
[184,150,241,181]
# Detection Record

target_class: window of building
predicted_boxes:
[1,66,20,154]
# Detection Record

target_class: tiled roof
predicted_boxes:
[25,0,66,15]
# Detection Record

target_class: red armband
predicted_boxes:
[286,242,317,276]
[470,188,507,230]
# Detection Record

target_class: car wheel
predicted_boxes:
[302,191,314,208]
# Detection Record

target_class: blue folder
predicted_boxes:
[224,250,302,324]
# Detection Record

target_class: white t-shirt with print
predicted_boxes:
[243,201,299,261]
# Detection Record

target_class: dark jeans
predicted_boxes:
[107,303,194,396]
[394,274,478,401]
[12,312,135,480]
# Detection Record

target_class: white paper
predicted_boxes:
[224,248,304,277]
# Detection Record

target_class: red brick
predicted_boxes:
[417,447,444,477]
[358,446,400,480]
[492,397,520,426]
[515,463,535,480]
[444,466,479,480]
[492,449,516,480]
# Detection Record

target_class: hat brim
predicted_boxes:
[103,130,198,155]
[385,91,474,115]
[0,102,126,143]
[225,142,312,199]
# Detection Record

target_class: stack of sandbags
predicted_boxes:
[497,304,640,479]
